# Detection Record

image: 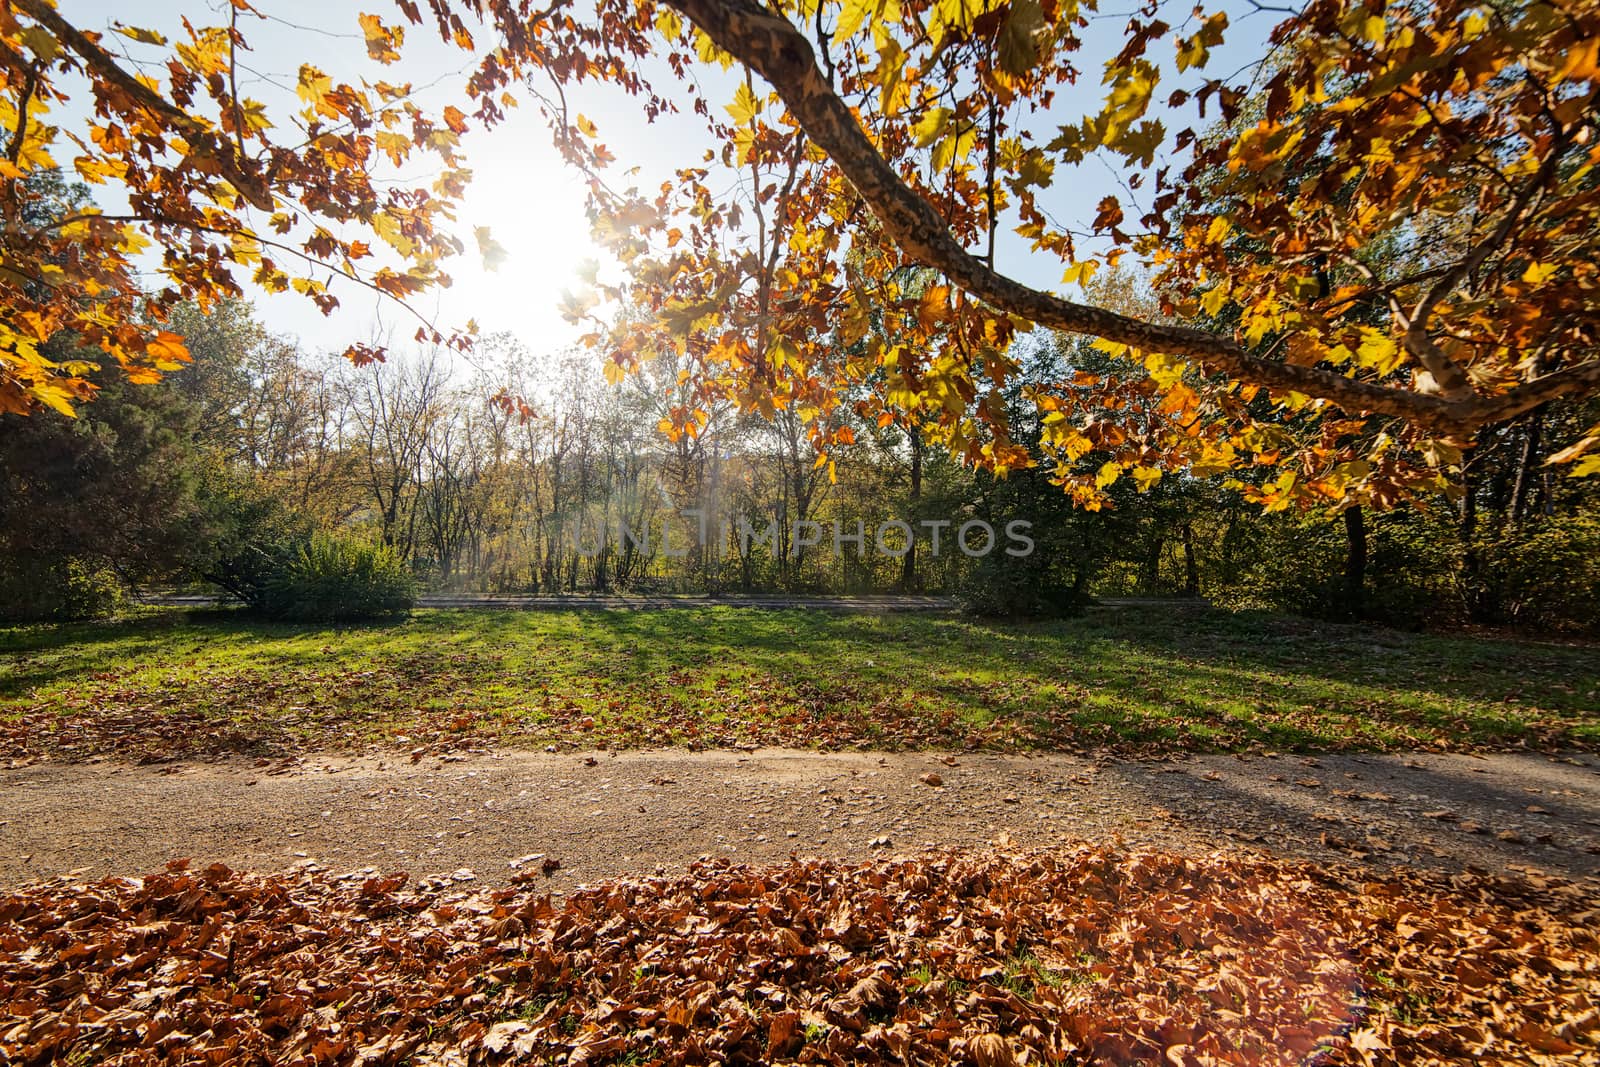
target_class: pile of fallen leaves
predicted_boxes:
[1,846,1594,1065]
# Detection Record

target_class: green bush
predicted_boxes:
[259,535,417,622]
[195,468,313,610]
[0,557,128,622]
[959,552,1088,618]
[1219,510,1459,629]
[1471,515,1600,633]
[1218,515,1348,618]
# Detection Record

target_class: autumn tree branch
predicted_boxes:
[10,0,274,211]
[662,0,1596,436]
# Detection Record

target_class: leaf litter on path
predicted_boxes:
[1,844,1595,1065]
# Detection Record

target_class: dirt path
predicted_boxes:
[3,748,1597,891]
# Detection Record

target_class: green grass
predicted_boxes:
[1,605,1595,761]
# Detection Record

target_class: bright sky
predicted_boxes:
[59,0,1276,368]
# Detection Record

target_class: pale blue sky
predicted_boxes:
[58,0,1275,366]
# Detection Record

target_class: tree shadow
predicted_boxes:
[0,607,418,698]
[5,606,1595,755]
[1098,754,1600,882]
[1076,605,1597,708]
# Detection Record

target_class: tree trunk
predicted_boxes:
[1457,427,1493,622]
[1141,534,1163,594]
[1181,522,1200,597]
[899,426,921,592]
[1342,504,1367,620]
[1509,406,1544,526]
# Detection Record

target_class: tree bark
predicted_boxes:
[1141,535,1163,595]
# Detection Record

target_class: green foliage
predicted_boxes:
[195,466,313,610]
[957,339,1124,618]
[1471,516,1600,634]
[259,534,417,622]
[0,558,127,622]
[959,551,1088,618]
[0,346,212,586]
[1219,511,1454,630]
[1216,507,1599,633]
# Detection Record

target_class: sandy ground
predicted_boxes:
[3,748,1597,891]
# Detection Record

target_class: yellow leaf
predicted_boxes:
[475,226,509,271]
[230,233,262,265]
[559,288,599,323]
[359,12,404,64]
[115,25,168,46]
[34,384,79,417]
[653,8,684,38]
[145,331,191,368]
[996,0,1045,77]
[371,212,414,256]
[297,65,334,111]
[1177,35,1207,72]
[836,0,873,40]
[1095,461,1122,488]
[118,225,152,255]
[238,99,272,133]
[768,336,799,371]
[375,130,410,164]
[911,107,952,148]
[692,28,735,68]
[1522,261,1558,284]
[1061,260,1099,287]
[1356,329,1402,374]
[1423,439,1463,467]
[725,83,762,126]
[1361,15,1386,46]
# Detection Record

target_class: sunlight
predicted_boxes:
[440,128,602,347]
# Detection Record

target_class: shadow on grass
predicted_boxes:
[0,607,418,698]
[4,605,1595,753]
[1075,606,1598,715]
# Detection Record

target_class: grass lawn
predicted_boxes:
[1,605,1596,761]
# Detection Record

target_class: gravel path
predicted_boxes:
[4,748,1597,891]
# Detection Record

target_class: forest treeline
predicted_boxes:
[2,291,1596,631]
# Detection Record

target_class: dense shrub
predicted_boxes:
[195,467,313,610]
[259,535,417,622]
[959,551,1088,618]
[1216,514,1335,609]
[0,558,128,622]
[1219,511,1459,629]
[1470,515,1600,633]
